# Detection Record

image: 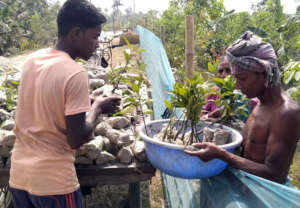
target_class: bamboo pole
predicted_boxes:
[145,17,148,28]
[185,15,194,80]
[152,20,155,33]
[160,25,165,45]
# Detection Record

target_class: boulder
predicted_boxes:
[117,147,133,164]
[0,109,10,123]
[1,119,15,131]
[213,129,231,145]
[94,122,112,136]
[95,151,116,165]
[106,117,130,129]
[76,136,104,160]
[131,141,146,162]
[0,130,15,147]
[89,79,105,90]
[203,127,214,143]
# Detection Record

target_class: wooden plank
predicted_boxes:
[78,173,154,187]
[76,162,155,176]
[0,162,155,188]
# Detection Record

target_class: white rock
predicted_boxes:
[117,147,133,164]
[1,120,15,131]
[103,137,113,152]
[203,127,214,143]
[213,129,231,145]
[89,79,105,90]
[0,130,15,147]
[0,109,10,123]
[94,122,112,136]
[106,116,130,129]
[76,136,104,160]
[131,141,146,162]
[95,151,116,165]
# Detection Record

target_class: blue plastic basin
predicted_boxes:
[138,119,243,179]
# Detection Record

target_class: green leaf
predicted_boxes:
[123,50,130,64]
[137,48,146,53]
[207,62,215,73]
[132,83,139,93]
[118,106,135,115]
[295,71,300,81]
[164,100,173,111]
[143,109,153,115]
[284,70,296,85]
[123,37,132,50]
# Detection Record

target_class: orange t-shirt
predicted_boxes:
[9,48,91,196]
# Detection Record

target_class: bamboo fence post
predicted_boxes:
[160,25,165,45]
[185,15,194,80]
[152,20,155,33]
[145,17,148,28]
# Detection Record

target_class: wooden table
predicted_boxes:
[0,162,155,208]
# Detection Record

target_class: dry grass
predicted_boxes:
[289,148,300,189]
[149,170,165,208]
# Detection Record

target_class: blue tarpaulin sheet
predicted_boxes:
[136,25,300,208]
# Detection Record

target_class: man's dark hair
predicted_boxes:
[57,0,107,37]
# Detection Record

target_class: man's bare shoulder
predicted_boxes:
[281,96,300,122]
[272,96,300,142]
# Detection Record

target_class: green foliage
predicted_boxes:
[0,0,59,55]
[0,68,19,111]
[283,61,300,104]
[108,38,152,134]
[212,76,249,124]
[164,74,208,144]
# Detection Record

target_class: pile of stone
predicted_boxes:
[75,116,147,165]
[0,110,16,168]
[0,62,148,168]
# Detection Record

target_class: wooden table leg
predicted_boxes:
[129,182,141,208]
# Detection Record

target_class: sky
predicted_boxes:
[56,0,300,14]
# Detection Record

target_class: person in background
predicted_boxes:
[201,56,258,123]
[9,0,120,207]
[186,31,300,184]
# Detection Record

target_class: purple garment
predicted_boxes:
[202,88,220,113]
[250,98,259,111]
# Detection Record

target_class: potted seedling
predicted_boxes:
[138,74,243,179]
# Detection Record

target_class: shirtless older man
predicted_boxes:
[185,31,300,184]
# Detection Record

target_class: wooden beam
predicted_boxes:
[185,15,194,80]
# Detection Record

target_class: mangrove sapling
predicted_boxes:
[109,38,153,136]
[212,76,249,127]
[164,75,208,145]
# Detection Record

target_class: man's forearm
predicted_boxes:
[86,105,101,129]
[218,148,283,183]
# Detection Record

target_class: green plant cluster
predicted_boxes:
[159,0,300,72]
[0,0,59,56]
[107,38,153,135]
[0,67,19,112]
[212,76,249,124]
[164,75,208,145]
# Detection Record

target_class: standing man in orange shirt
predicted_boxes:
[9,0,120,207]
